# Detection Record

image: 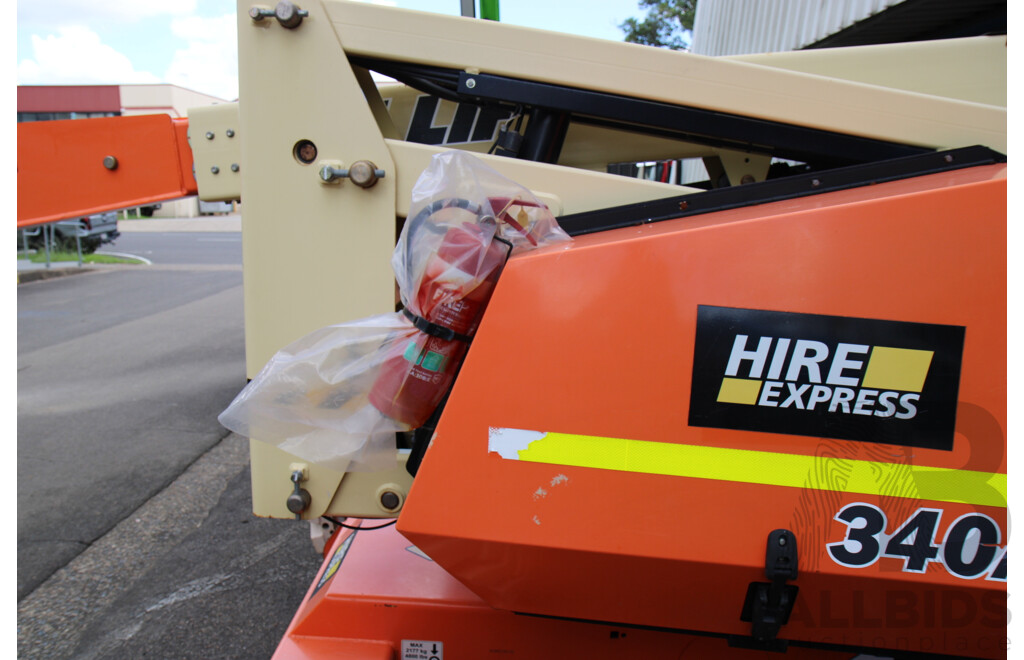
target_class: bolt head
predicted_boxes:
[226,129,235,138]
[211,166,220,174]
[466,78,477,89]
[230,163,240,172]
[286,489,311,513]
[275,0,305,28]
[103,155,118,170]
[348,160,381,188]
[205,131,215,140]
[380,491,401,510]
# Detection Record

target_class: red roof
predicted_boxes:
[18,85,121,113]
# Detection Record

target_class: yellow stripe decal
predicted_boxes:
[506,430,1006,509]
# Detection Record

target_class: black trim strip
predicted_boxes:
[556,145,1005,237]
[457,72,930,168]
[350,56,933,168]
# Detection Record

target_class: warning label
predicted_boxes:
[401,639,443,660]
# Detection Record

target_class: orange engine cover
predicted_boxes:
[398,165,1007,658]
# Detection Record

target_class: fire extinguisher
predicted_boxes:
[368,211,508,428]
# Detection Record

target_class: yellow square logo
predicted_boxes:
[862,347,934,393]
[717,377,763,405]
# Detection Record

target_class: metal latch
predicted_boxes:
[319,160,386,188]
[732,528,799,653]
[286,469,312,520]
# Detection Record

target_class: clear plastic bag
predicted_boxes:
[218,314,415,472]
[218,151,570,471]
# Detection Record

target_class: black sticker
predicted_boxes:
[405,95,511,146]
[688,306,965,450]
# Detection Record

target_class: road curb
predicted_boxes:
[17,267,95,284]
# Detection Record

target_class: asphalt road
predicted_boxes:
[99,231,243,265]
[17,230,321,659]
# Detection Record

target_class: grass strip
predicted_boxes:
[19,251,144,265]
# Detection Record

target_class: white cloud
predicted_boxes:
[17,0,197,26]
[170,13,236,42]
[164,14,238,100]
[17,26,161,85]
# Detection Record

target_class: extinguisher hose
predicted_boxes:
[402,197,484,280]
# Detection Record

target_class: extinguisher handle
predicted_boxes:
[488,196,548,246]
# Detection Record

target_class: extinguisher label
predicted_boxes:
[402,341,448,373]
[688,306,964,450]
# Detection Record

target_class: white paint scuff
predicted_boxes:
[488,427,546,459]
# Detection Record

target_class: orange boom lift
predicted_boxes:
[17,1,1006,657]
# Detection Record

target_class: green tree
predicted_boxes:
[619,0,697,50]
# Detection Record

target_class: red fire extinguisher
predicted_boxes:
[368,197,542,428]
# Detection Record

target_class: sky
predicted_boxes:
[16,0,647,101]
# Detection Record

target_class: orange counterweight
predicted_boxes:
[396,164,1007,658]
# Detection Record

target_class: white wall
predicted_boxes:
[119,84,227,118]
[690,0,905,56]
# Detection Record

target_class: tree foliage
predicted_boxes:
[619,0,697,50]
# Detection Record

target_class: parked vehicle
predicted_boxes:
[19,211,119,253]
[199,200,233,215]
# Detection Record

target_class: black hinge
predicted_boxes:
[731,529,799,653]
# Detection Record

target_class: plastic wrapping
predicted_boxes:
[218,315,414,472]
[219,151,571,471]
